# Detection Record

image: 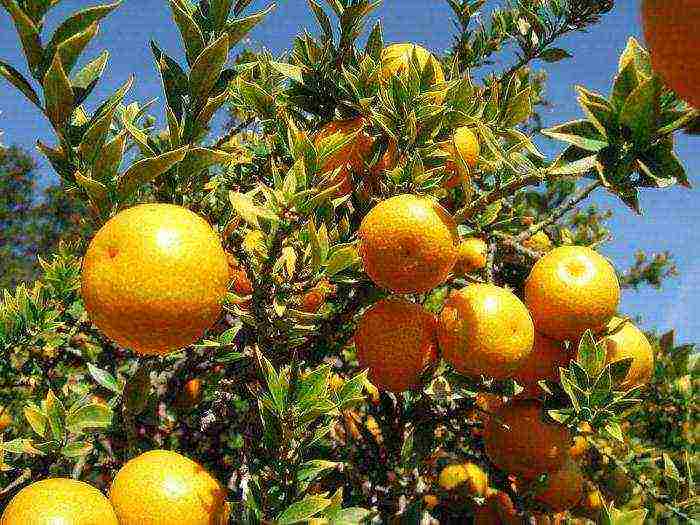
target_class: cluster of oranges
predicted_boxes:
[1,449,229,524]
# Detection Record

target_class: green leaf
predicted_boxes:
[542,119,608,152]
[277,495,332,524]
[548,145,598,176]
[365,20,383,60]
[0,438,44,455]
[75,171,109,211]
[269,61,303,83]
[607,358,633,385]
[503,87,531,126]
[123,361,152,417]
[603,420,624,442]
[151,42,188,119]
[225,4,275,47]
[1,0,43,72]
[179,147,232,177]
[78,104,117,162]
[297,460,339,483]
[23,406,48,438]
[540,47,572,63]
[166,105,181,147]
[194,90,229,130]
[329,508,372,525]
[43,53,75,127]
[0,60,42,107]
[169,0,205,65]
[258,353,287,414]
[65,403,112,433]
[638,143,690,188]
[45,389,66,441]
[612,61,639,110]
[229,191,279,228]
[48,2,120,56]
[92,131,125,182]
[61,441,94,458]
[210,0,234,32]
[56,22,99,74]
[576,330,606,378]
[619,76,661,147]
[618,37,651,78]
[118,147,189,199]
[189,33,229,104]
[308,0,332,40]
[87,363,123,394]
[71,51,109,104]
[324,245,359,277]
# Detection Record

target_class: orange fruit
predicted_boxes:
[473,491,519,525]
[642,1,700,108]
[453,237,488,275]
[577,488,604,520]
[0,407,11,433]
[601,317,655,388]
[569,436,588,459]
[227,255,254,297]
[314,117,373,195]
[423,494,439,510]
[358,194,459,293]
[484,399,571,480]
[185,378,203,404]
[355,297,438,392]
[524,246,620,342]
[81,204,229,355]
[532,460,584,512]
[299,280,334,313]
[442,126,480,188]
[109,449,230,525]
[438,462,489,497]
[438,284,534,380]
[1,478,118,524]
[513,332,571,392]
[522,231,553,253]
[370,139,399,176]
[380,43,446,103]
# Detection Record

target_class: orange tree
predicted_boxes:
[0,0,697,523]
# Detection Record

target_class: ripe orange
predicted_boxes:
[473,491,519,525]
[314,117,373,195]
[184,378,203,405]
[423,494,439,510]
[109,449,230,525]
[642,1,700,108]
[513,332,571,393]
[570,436,589,459]
[442,126,480,189]
[0,407,11,433]
[370,139,399,176]
[354,297,438,392]
[524,246,620,342]
[453,237,488,276]
[532,460,584,512]
[1,478,119,524]
[438,284,534,380]
[380,43,446,103]
[601,317,655,388]
[522,231,553,253]
[299,280,335,313]
[227,255,254,298]
[438,462,489,497]
[81,204,230,355]
[577,488,604,519]
[483,399,571,480]
[358,194,459,293]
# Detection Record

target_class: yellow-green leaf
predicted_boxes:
[169,0,205,64]
[225,5,275,47]
[56,22,99,74]
[190,33,229,103]
[43,53,75,127]
[117,146,189,199]
[1,0,43,71]
[0,59,41,107]
[92,131,126,182]
[23,406,48,438]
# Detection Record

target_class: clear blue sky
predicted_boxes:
[0,1,697,343]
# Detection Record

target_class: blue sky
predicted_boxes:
[0,1,697,343]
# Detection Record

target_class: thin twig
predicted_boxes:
[492,231,542,260]
[214,117,255,149]
[0,469,31,499]
[485,241,496,283]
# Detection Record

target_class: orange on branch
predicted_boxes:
[473,491,520,525]
[453,237,488,276]
[109,450,230,525]
[380,43,446,103]
[522,231,553,253]
[1,478,119,525]
[358,194,458,293]
[354,297,438,393]
[642,0,700,109]
[524,246,620,342]
[0,407,11,433]
[513,332,571,394]
[81,204,229,355]
[442,126,481,189]
[483,399,571,480]
[437,284,534,380]
[532,460,585,512]
[438,462,489,497]
[601,317,655,388]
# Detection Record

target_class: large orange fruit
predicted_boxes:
[438,462,489,497]
[358,194,458,293]
[109,450,230,525]
[513,332,571,392]
[442,126,480,189]
[484,399,571,480]
[642,0,700,109]
[601,317,655,388]
[1,478,119,524]
[81,204,229,355]
[314,117,373,195]
[524,246,620,342]
[438,284,534,380]
[532,460,585,512]
[453,237,488,276]
[354,297,437,392]
[380,43,446,103]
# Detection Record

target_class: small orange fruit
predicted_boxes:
[370,139,399,176]
[453,237,488,275]
[442,126,480,188]
[577,488,604,519]
[423,494,439,510]
[532,460,585,512]
[524,246,620,342]
[185,378,203,405]
[0,407,11,433]
[522,231,553,253]
[473,491,519,525]
[642,1,700,109]
[513,332,571,392]
[315,117,373,195]
[484,399,571,480]
[227,255,254,297]
[358,194,459,293]
[355,297,438,392]
[601,317,655,388]
[438,284,534,380]
[81,204,229,355]
[438,462,489,497]
[109,449,230,525]
[380,43,445,103]
[569,435,588,459]
[2,478,119,524]
[299,280,335,313]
